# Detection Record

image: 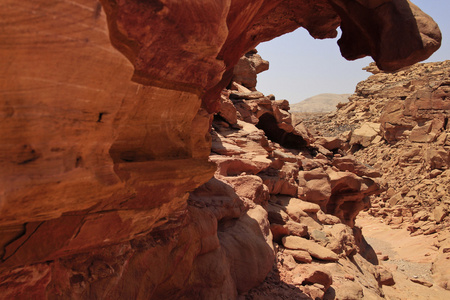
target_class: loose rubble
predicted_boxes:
[296,60,450,292]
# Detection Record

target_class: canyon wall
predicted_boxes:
[0,0,441,298]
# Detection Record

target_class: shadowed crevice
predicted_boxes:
[256,113,307,149]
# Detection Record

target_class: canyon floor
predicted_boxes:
[356,212,449,300]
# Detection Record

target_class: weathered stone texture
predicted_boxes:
[0,0,442,298]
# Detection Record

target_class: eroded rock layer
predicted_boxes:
[0,0,442,298]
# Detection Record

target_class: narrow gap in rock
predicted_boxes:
[75,156,83,168]
[256,113,307,149]
[97,112,104,123]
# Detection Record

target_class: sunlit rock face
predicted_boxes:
[0,0,441,298]
[328,0,441,71]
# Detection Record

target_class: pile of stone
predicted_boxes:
[299,60,450,231]
[298,60,450,290]
[204,51,398,299]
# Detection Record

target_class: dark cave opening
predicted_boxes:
[256,113,307,150]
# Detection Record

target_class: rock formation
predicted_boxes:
[0,0,442,299]
[298,60,450,291]
[209,54,415,298]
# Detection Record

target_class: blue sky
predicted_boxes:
[256,1,450,103]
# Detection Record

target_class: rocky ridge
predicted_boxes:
[290,94,351,113]
[297,60,450,291]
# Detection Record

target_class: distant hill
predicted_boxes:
[290,93,350,113]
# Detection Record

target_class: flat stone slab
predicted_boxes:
[282,235,339,261]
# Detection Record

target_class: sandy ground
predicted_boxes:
[356,212,450,300]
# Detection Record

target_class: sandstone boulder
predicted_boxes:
[284,249,313,263]
[218,93,238,125]
[332,155,382,178]
[292,265,333,290]
[410,278,433,287]
[350,122,381,147]
[267,203,291,225]
[332,281,364,300]
[211,156,267,176]
[324,224,358,257]
[315,136,343,151]
[375,265,395,286]
[232,50,269,90]
[270,224,290,242]
[276,196,321,216]
[221,175,270,205]
[317,211,341,225]
[282,254,298,271]
[282,236,339,261]
[433,205,448,224]
[410,119,444,143]
[218,205,275,294]
[298,169,332,209]
[285,221,309,237]
[425,147,450,170]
